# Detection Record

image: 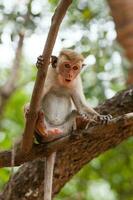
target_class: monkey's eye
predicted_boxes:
[73,66,78,70]
[64,63,70,68]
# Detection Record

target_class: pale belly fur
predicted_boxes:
[42,91,72,126]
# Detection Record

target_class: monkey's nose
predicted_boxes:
[68,74,72,78]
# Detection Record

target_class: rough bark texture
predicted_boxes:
[0,87,133,200]
[108,0,133,84]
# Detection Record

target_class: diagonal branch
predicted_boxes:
[21,0,73,153]
[0,112,133,168]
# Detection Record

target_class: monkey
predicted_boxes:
[34,49,112,139]
[24,49,112,200]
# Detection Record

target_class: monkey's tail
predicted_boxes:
[44,152,56,200]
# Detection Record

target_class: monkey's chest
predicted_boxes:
[42,92,72,125]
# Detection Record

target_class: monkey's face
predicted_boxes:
[58,61,81,84]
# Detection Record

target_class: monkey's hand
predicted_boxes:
[79,110,97,122]
[36,55,44,68]
[36,55,51,68]
[94,114,113,125]
[79,110,112,127]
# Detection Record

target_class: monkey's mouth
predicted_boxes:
[65,79,71,82]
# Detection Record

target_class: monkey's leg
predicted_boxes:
[35,110,48,137]
[75,115,91,129]
[24,104,48,137]
[35,110,93,143]
[36,110,90,143]
[35,110,78,143]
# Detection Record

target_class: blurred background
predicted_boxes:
[0,0,133,199]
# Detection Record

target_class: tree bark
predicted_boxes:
[0,87,133,200]
[108,0,133,84]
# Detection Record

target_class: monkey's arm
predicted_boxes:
[71,89,98,117]
[71,78,112,124]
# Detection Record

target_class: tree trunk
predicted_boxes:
[108,0,133,84]
[0,87,133,200]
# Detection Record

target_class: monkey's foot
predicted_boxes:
[47,128,63,136]
[95,114,113,125]
[36,122,48,137]
[35,128,63,143]
[76,116,90,129]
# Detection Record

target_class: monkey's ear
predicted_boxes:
[82,63,86,68]
[51,55,58,68]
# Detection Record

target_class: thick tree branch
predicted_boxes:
[0,87,133,200]
[21,0,72,153]
[0,112,133,168]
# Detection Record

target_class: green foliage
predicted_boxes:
[0,168,10,190]
[0,89,29,149]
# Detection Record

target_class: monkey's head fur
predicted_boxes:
[51,49,84,67]
[51,49,85,84]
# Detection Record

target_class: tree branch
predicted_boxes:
[21,0,73,153]
[0,112,133,168]
[0,87,133,200]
